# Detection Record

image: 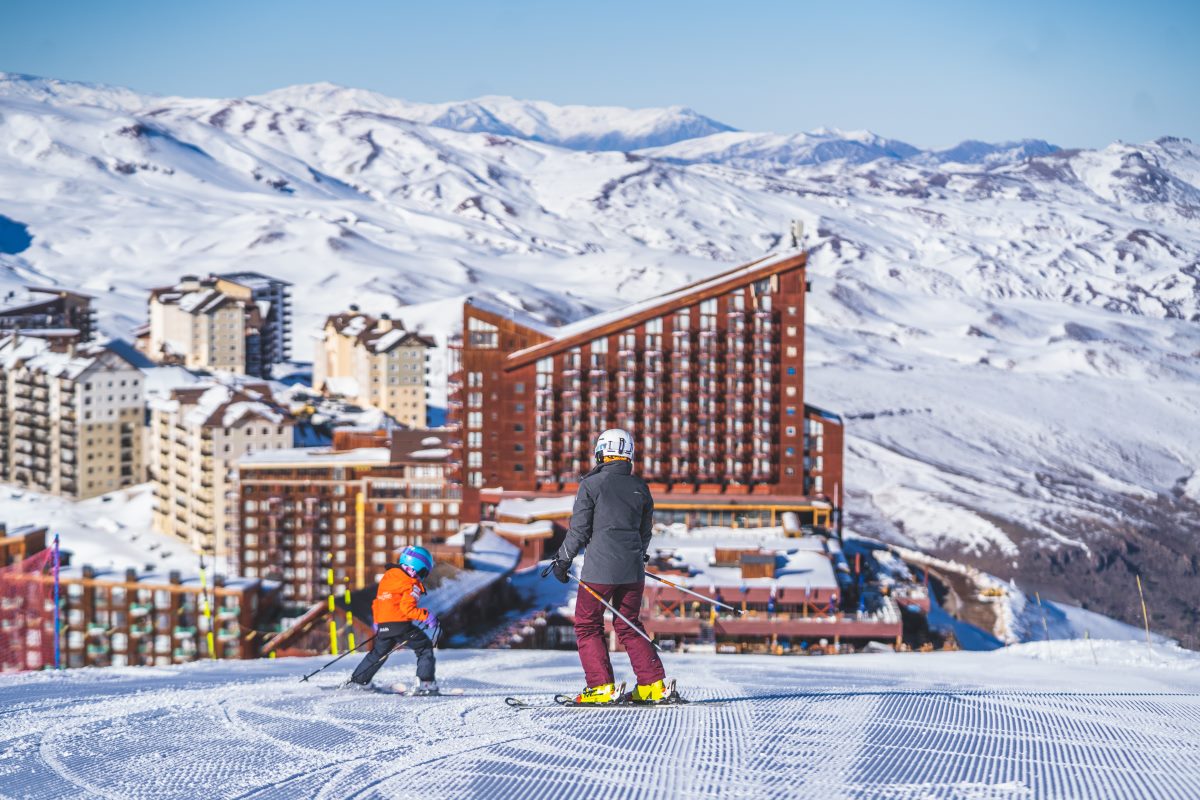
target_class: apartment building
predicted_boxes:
[143,272,292,378]
[212,272,292,370]
[233,429,459,606]
[449,250,845,531]
[0,287,96,342]
[0,334,144,499]
[150,383,294,557]
[313,311,434,428]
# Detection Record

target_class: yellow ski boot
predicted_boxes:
[628,678,682,705]
[574,682,618,705]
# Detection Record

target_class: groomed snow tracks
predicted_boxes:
[0,650,1198,799]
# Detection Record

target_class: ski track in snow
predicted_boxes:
[2,649,1199,799]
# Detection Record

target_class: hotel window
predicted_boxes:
[467,317,499,349]
[589,337,608,368]
[644,318,663,351]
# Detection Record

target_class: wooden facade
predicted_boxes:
[450,251,845,529]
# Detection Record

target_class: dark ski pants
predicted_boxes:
[350,622,435,685]
[574,579,665,688]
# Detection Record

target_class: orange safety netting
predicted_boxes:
[0,547,56,672]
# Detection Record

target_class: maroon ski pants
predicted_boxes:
[574,579,666,688]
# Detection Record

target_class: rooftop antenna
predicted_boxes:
[788,219,805,250]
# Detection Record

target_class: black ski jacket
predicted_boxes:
[555,459,655,585]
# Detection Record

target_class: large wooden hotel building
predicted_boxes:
[450,250,845,532]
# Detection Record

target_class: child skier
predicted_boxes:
[349,545,441,694]
[547,428,676,705]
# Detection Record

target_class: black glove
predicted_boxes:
[551,558,570,584]
[643,552,650,564]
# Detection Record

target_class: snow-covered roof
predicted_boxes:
[177,288,231,315]
[407,447,452,460]
[0,335,137,380]
[506,250,803,363]
[0,285,93,314]
[216,271,291,289]
[141,365,204,401]
[426,529,520,615]
[323,375,360,397]
[238,446,392,467]
[177,384,286,429]
[464,295,559,336]
[495,494,576,522]
[494,520,555,539]
[637,527,840,592]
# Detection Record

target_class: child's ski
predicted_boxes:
[378,682,465,697]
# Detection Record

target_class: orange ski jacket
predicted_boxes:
[372,567,430,625]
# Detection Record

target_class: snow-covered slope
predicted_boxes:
[1,647,1198,799]
[0,74,1197,642]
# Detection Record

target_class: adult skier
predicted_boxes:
[348,545,441,694]
[547,428,672,704]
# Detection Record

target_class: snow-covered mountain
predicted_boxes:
[256,83,739,152]
[641,128,924,168]
[0,73,1197,643]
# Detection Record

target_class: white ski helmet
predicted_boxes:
[594,428,635,462]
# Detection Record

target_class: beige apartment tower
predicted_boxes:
[0,334,144,499]
[313,312,434,428]
[149,383,293,557]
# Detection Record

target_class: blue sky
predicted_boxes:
[2,0,1196,148]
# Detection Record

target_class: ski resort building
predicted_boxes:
[0,287,97,343]
[449,250,845,531]
[148,383,294,558]
[141,272,292,378]
[313,310,435,428]
[636,532,903,653]
[213,272,293,369]
[0,335,144,499]
[231,429,461,606]
[0,526,283,671]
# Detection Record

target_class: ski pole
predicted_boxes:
[299,633,376,682]
[644,570,744,616]
[542,563,661,652]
